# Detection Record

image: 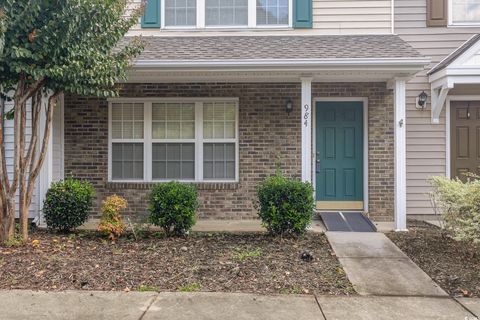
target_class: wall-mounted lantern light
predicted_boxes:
[286,99,294,115]
[416,91,428,110]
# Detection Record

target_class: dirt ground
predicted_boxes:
[0,230,354,295]
[387,221,480,298]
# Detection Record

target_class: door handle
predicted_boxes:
[315,159,321,173]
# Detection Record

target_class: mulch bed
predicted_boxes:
[387,220,480,298]
[0,230,354,295]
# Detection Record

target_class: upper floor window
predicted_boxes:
[450,0,480,25]
[165,0,197,27]
[158,0,291,29]
[257,0,289,25]
[206,0,249,26]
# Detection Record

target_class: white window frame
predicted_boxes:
[160,0,292,29]
[448,0,480,26]
[108,98,239,183]
[109,102,146,181]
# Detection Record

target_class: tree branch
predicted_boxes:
[27,91,61,193]
[25,90,41,176]
[9,75,27,197]
[18,78,46,106]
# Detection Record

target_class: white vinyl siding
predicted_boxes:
[395,0,480,216]
[109,98,239,183]
[3,101,38,218]
[312,0,393,34]
[127,0,392,34]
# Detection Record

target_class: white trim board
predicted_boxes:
[445,95,480,179]
[312,97,369,213]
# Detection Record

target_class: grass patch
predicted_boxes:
[233,248,262,261]
[279,287,303,294]
[138,285,159,292]
[177,283,201,292]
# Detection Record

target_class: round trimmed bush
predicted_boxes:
[256,173,314,236]
[43,178,95,232]
[149,182,198,236]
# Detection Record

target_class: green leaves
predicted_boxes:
[256,173,315,236]
[149,182,198,236]
[0,0,144,98]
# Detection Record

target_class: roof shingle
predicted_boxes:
[128,34,424,62]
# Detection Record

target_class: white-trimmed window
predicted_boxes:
[203,102,237,179]
[109,99,239,182]
[165,0,197,27]
[111,103,145,180]
[160,0,291,28]
[450,0,480,25]
[205,0,248,26]
[256,0,289,26]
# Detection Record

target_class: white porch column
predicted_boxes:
[38,96,55,224]
[393,79,407,231]
[301,77,313,183]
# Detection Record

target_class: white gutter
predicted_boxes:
[133,57,431,69]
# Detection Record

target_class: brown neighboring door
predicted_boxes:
[451,101,480,180]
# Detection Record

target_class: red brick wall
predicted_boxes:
[64,82,393,221]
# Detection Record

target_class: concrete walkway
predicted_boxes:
[326,232,447,296]
[0,290,478,320]
[79,219,327,233]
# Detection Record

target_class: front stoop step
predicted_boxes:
[320,211,377,232]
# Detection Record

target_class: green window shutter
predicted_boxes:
[293,0,313,28]
[142,0,161,28]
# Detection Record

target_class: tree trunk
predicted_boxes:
[17,91,60,241]
[19,180,28,240]
[0,197,15,243]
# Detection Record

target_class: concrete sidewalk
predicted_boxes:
[326,232,447,296]
[0,290,478,320]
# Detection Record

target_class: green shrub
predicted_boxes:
[430,175,480,244]
[43,178,95,232]
[256,173,314,236]
[148,182,198,236]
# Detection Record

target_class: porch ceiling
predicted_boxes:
[124,35,430,83]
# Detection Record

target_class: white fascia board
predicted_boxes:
[133,58,431,71]
[430,68,480,89]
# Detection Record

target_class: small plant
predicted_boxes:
[3,234,23,247]
[127,218,151,241]
[177,283,201,292]
[149,182,198,236]
[138,285,158,292]
[430,175,480,244]
[43,178,95,232]
[256,173,314,236]
[97,195,128,240]
[234,248,262,261]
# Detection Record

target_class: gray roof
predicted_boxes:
[128,35,424,62]
[428,34,480,75]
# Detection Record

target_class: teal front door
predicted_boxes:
[315,101,364,210]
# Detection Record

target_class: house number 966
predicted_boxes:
[303,104,310,127]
